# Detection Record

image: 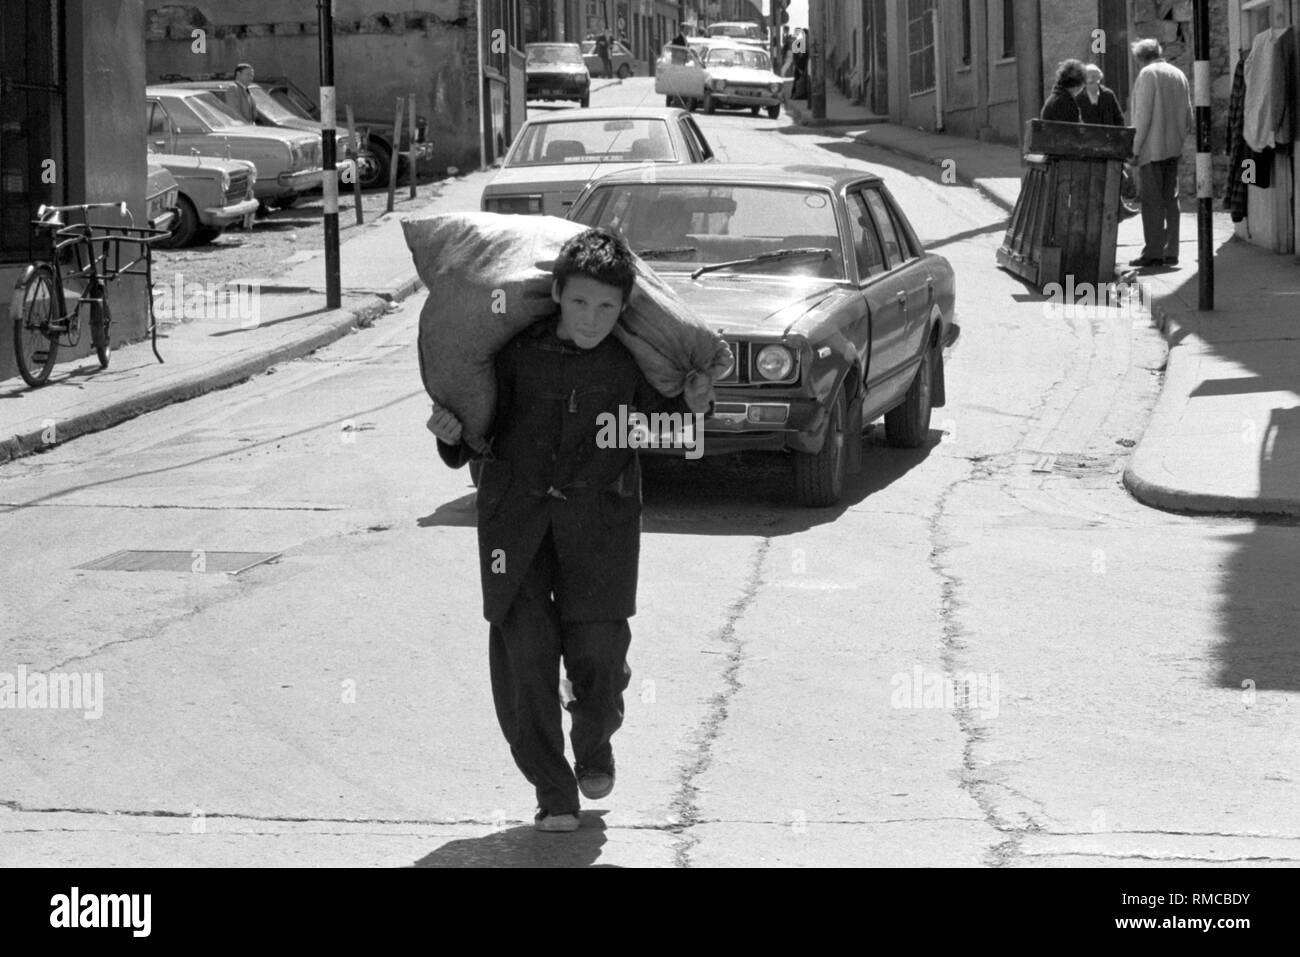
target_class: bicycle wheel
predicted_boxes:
[89,283,112,369]
[10,264,60,387]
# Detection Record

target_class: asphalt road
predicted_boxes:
[2,78,1297,868]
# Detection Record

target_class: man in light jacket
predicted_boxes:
[1128,39,1193,268]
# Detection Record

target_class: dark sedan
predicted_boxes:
[568,164,959,507]
[526,42,591,107]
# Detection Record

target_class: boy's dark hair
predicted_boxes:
[1055,58,1087,89]
[553,228,636,299]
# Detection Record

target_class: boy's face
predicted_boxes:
[552,275,625,349]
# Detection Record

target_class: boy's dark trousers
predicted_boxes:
[489,528,632,816]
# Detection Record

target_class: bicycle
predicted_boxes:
[10,202,171,388]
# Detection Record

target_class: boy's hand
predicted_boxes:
[682,371,713,414]
[426,403,463,445]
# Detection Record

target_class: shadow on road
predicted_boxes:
[411,811,615,867]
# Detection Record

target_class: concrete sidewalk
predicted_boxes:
[800,95,1300,516]
[0,170,491,464]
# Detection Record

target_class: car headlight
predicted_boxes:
[711,78,725,91]
[484,194,543,215]
[755,345,795,381]
[220,170,230,191]
[769,83,781,94]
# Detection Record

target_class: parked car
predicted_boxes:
[581,39,636,78]
[699,43,790,119]
[655,43,708,110]
[145,87,325,209]
[525,42,591,107]
[154,80,357,184]
[568,164,958,507]
[145,162,180,233]
[706,21,767,48]
[481,107,714,217]
[148,150,258,247]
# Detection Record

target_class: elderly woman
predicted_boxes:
[1077,64,1126,125]
[1041,59,1087,121]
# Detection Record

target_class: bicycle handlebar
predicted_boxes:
[36,202,135,228]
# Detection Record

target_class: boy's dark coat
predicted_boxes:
[439,318,689,624]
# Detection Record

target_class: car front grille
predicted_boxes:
[226,170,251,203]
[728,83,770,95]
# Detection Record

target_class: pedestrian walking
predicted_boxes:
[791,27,808,98]
[427,229,711,833]
[1040,59,1086,122]
[595,32,613,78]
[232,62,256,123]
[1127,38,1193,268]
[1076,64,1125,125]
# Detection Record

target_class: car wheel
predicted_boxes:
[580,95,590,108]
[703,91,716,114]
[617,64,631,79]
[158,195,199,248]
[884,338,938,448]
[767,104,780,120]
[750,105,760,116]
[192,226,221,245]
[360,138,392,189]
[793,387,847,508]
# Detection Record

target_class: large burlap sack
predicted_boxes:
[403,212,731,450]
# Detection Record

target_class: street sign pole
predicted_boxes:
[808,0,825,119]
[1193,0,1213,310]
[318,0,340,310]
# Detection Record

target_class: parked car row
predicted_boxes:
[477,93,958,507]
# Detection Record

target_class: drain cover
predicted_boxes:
[76,550,281,574]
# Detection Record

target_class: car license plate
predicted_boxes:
[543,89,564,96]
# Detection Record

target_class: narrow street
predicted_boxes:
[2,76,1297,869]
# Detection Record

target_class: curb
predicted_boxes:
[1120,293,1300,518]
[0,276,423,465]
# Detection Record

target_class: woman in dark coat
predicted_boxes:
[1077,64,1126,125]
[1041,58,1086,122]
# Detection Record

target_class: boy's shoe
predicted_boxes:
[534,810,581,833]
[575,761,615,800]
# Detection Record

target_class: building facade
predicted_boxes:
[1,0,151,383]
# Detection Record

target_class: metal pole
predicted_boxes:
[1193,0,1213,310]
[931,6,943,132]
[318,0,340,310]
[808,0,825,119]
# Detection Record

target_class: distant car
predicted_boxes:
[153,80,357,185]
[581,39,636,78]
[145,86,324,209]
[706,21,767,48]
[480,107,714,217]
[655,43,708,110]
[145,162,180,234]
[149,151,258,247]
[526,42,591,107]
[699,44,790,119]
[568,164,958,507]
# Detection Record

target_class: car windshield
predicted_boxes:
[572,183,846,280]
[705,48,771,70]
[709,24,761,40]
[506,118,678,166]
[527,44,583,66]
[250,86,311,125]
[185,92,246,129]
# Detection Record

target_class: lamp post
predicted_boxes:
[1193,0,1213,310]
[318,0,339,310]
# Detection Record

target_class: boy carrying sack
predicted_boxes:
[418,224,726,832]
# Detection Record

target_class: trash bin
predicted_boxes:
[997,119,1136,292]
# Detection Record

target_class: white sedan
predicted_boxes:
[697,44,790,119]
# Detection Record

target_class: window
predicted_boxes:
[1,0,63,261]
[862,190,902,269]
[147,102,169,136]
[849,193,886,279]
[1002,0,1016,58]
[907,0,936,95]
[961,0,972,65]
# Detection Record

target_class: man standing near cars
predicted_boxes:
[232,62,256,123]
[1128,38,1193,268]
[595,32,612,79]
